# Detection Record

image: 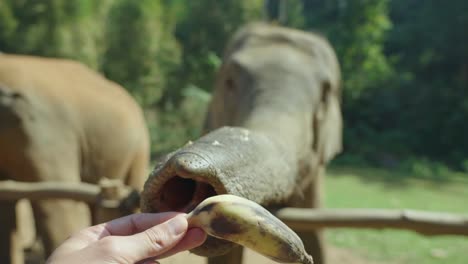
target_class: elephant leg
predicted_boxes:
[32,199,91,256]
[0,200,24,264]
[207,246,244,264]
[289,166,326,264]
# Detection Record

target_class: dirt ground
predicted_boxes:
[25,244,392,264]
[159,245,392,264]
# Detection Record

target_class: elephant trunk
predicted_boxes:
[140,126,299,256]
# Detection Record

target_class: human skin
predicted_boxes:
[46,213,207,264]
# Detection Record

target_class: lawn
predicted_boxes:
[324,166,468,263]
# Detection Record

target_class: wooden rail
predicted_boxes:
[0,179,134,205]
[1,180,467,236]
[0,180,100,203]
[275,208,468,236]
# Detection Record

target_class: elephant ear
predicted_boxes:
[272,26,343,164]
[313,80,343,165]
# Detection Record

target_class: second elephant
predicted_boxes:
[0,54,150,263]
[141,22,342,264]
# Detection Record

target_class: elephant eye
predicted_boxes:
[321,81,331,103]
[225,78,236,93]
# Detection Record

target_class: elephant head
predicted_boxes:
[141,22,342,257]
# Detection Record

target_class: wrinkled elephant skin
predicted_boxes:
[0,54,150,263]
[141,23,342,264]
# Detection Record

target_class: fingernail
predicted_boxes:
[189,227,208,245]
[167,215,187,236]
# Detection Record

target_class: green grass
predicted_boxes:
[325,165,468,263]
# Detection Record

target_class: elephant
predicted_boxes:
[0,54,150,263]
[140,22,342,264]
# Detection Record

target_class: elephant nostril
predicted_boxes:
[160,176,196,211]
[159,176,217,212]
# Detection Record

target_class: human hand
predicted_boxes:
[46,212,207,264]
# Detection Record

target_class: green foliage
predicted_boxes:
[152,0,265,153]
[0,0,112,68]
[1,0,467,170]
[167,0,263,104]
[300,0,468,170]
[383,0,468,166]
[0,1,17,45]
[102,0,180,107]
[147,86,211,157]
[265,0,305,28]
[302,0,393,98]
[300,0,403,168]
[336,0,468,169]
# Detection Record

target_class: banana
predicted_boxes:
[186,194,314,264]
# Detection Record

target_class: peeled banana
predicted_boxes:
[186,194,314,264]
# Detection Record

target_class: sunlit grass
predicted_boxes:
[325,165,468,263]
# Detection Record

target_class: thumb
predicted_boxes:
[105,215,188,263]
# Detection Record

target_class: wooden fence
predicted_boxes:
[1,180,467,236]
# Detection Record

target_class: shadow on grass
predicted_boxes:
[328,160,468,189]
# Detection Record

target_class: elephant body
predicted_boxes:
[0,54,150,263]
[141,23,342,264]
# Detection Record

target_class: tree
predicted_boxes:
[300,0,396,161]
[0,0,112,69]
[385,0,468,165]
[265,0,305,28]
[164,0,263,105]
[302,0,393,99]
[101,0,180,107]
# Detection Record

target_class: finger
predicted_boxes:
[102,212,185,237]
[61,212,184,252]
[78,212,184,242]
[155,228,207,259]
[101,215,188,262]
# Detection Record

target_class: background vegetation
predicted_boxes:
[2,0,467,171]
[1,1,467,262]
